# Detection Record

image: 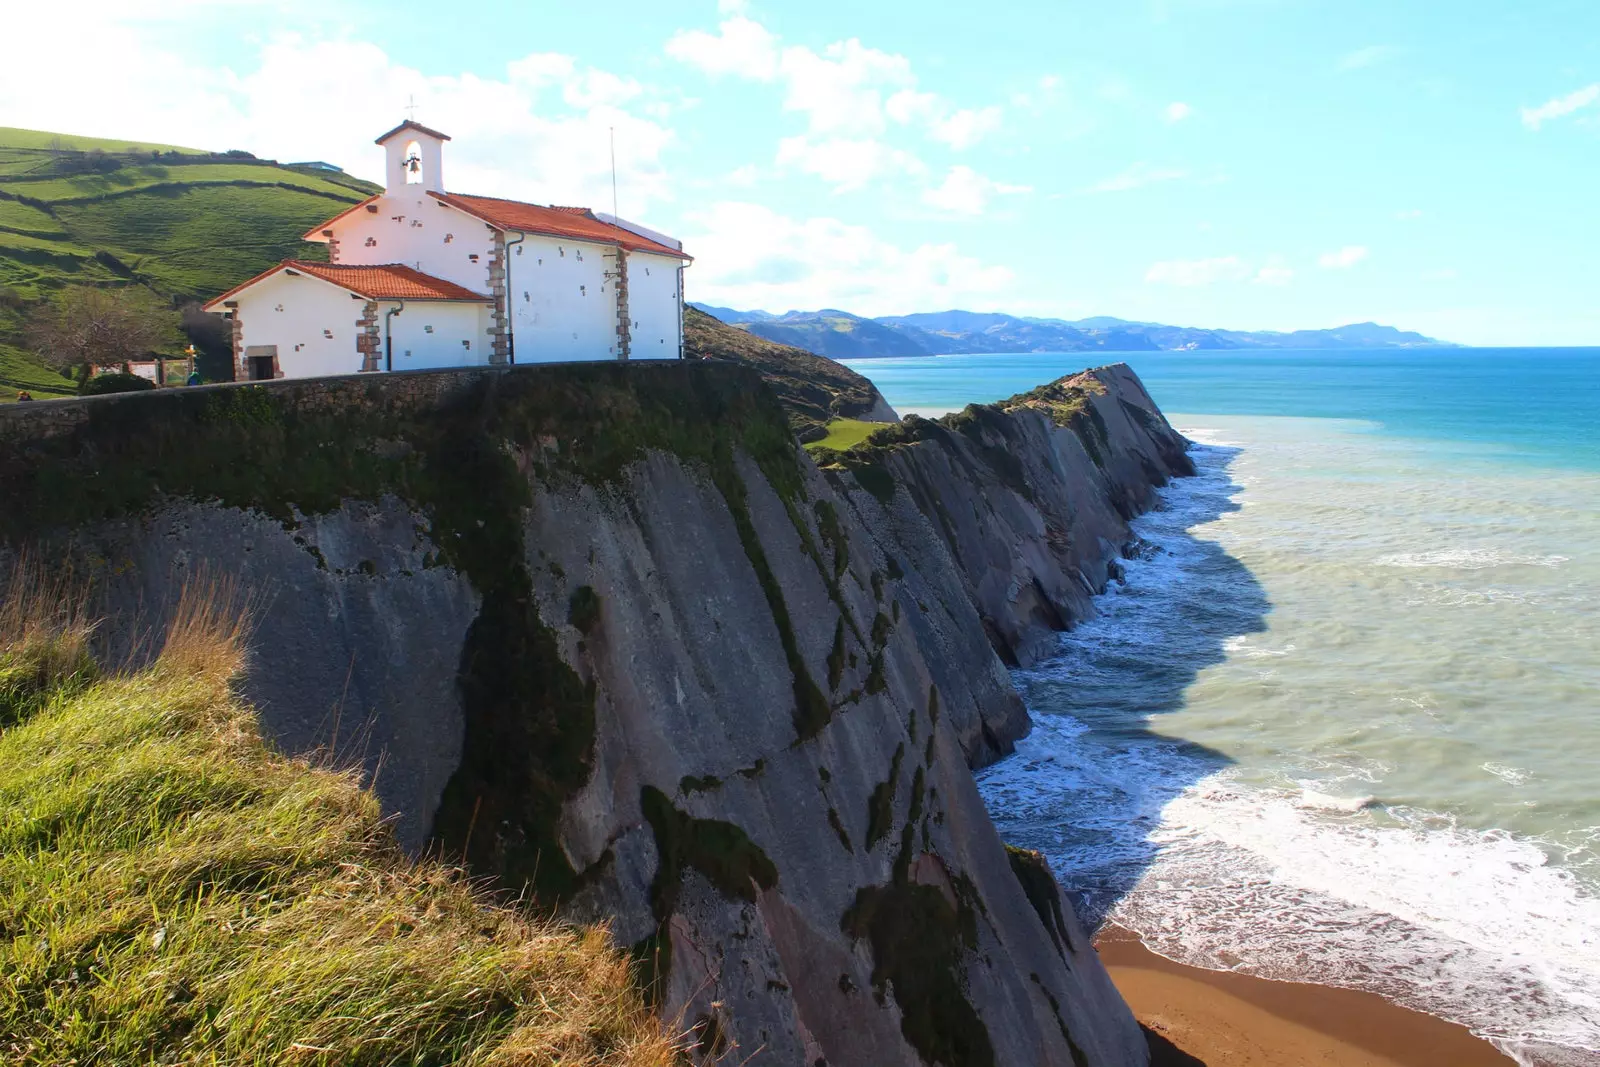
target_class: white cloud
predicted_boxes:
[664,16,780,81]
[778,38,916,136]
[1395,208,1423,220]
[1145,257,1251,286]
[1339,45,1398,71]
[1084,162,1189,194]
[1520,84,1600,130]
[1164,101,1193,123]
[0,24,682,217]
[930,107,1003,149]
[775,135,926,190]
[921,166,1030,215]
[1254,262,1295,286]
[1318,245,1370,269]
[668,12,1005,156]
[683,201,1014,315]
[886,89,941,125]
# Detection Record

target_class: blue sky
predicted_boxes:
[4,0,1598,344]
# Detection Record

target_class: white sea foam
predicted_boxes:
[1485,762,1535,786]
[1222,635,1295,658]
[1375,549,1570,570]
[1293,787,1379,813]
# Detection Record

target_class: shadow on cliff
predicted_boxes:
[975,440,1269,929]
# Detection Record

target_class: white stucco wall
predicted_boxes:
[234,271,367,379]
[626,252,684,360]
[323,191,497,297]
[506,233,619,364]
[385,302,491,371]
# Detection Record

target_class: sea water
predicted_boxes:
[841,349,1600,1066]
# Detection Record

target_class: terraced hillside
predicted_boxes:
[0,127,379,397]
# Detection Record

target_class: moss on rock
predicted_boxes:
[1005,844,1075,958]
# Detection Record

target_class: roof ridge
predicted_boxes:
[443,190,593,212]
[431,191,690,260]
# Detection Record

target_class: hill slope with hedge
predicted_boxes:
[0,126,379,397]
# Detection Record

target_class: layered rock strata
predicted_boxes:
[0,359,1187,1066]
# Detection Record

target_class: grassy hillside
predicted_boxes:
[0,126,379,399]
[684,306,892,440]
[0,570,677,1065]
[0,126,207,155]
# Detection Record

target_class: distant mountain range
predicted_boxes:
[688,305,1458,359]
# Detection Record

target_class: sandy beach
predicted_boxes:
[1095,927,1515,1067]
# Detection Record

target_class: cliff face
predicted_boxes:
[0,360,1185,1067]
[814,365,1193,673]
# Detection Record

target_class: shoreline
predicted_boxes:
[1094,925,1516,1066]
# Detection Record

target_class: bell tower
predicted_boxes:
[376,120,449,195]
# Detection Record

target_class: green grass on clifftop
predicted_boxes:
[807,417,884,452]
[0,571,676,1066]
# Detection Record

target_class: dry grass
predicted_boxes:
[0,570,680,1066]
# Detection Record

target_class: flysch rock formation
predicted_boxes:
[0,359,1189,1067]
[816,364,1194,674]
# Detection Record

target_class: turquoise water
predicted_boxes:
[844,349,1600,1066]
[847,347,1600,470]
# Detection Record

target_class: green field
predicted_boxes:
[0,125,205,154]
[0,126,380,399]
[806,417,886,452]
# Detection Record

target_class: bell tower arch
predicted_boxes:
[376,120,450,194]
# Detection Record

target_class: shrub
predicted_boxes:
[81,371,156,395]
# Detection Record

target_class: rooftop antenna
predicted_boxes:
[609,126,619,220]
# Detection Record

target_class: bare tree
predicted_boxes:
[27,287,179,388]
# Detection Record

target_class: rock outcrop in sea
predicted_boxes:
[0,357,1190,1066]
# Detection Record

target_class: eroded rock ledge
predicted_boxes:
[0,360,1187,1067]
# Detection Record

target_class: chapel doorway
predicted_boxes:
[247,355,276,381]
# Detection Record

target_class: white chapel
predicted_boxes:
[206,121,691,381]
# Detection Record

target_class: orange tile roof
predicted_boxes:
[430,192,691,259]
[204,261,491,310]
[375,120,452,145]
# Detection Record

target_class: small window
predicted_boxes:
[468,254,479,263]
[365,237,377,247]
[515,246,523,256]
[424,325,434,334]
[323,329,333,338]
[274,303,284,312]
[462,339,471,349]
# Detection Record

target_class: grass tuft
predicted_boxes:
[0,573,678,1066]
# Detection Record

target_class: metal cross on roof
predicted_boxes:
[405,95,418,120]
